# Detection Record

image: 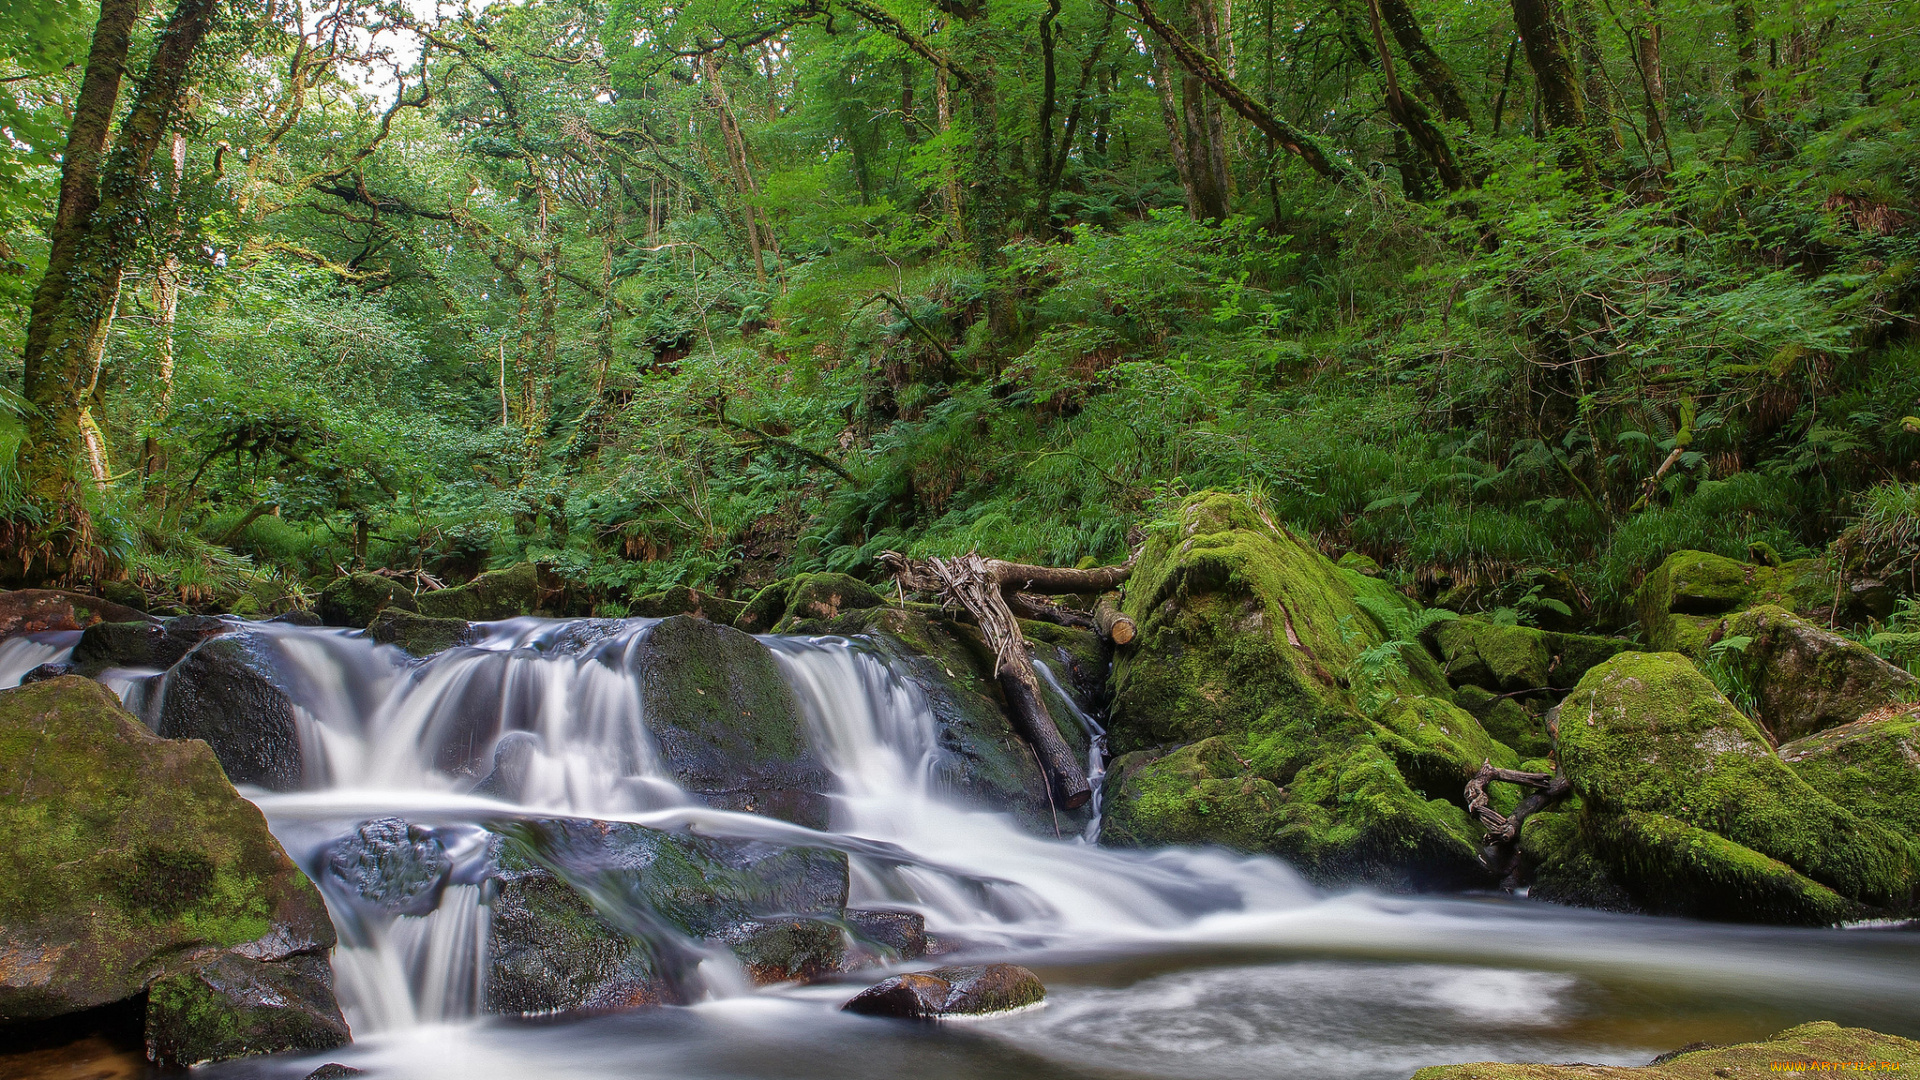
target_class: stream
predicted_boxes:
[13,617,1919,1079]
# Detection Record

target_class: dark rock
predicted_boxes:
[99,581,150,613]
[1713,605,1920,742]
[841,963,1045,1019]
[305,1066,365,1079]
[145,952,349,1067]
[367,608,475,657]
[845,909,927,961]
[155,634,306,791]
[21,661,76,684]
[270,609,325,627]
[316,573,418,628]
[628,586,748,624]
[0,677,343,1062]
[324,817,452,915]
[70,615,229,676]
[472,730,542,802]
[0,589,154,637]
[716,918,847,984]
[637,616,831,829]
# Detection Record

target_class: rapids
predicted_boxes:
[13,616,1918,1079]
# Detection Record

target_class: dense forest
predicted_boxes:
[3,0,1918,639]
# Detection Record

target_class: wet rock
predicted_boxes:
[323,817,452,916]
[20,661,76,684]
[316,573,418,628]
[1712,605,1920,742]
[734,573,883,634]
[628,586,747,624]
[841,963,1045,1019]
[270,609,325,627]
[471,730,542,802]
[845,910,927,962]
[1533,652,1919,923]
[145,951,348,1067]
[636,615,832,829]
[68,615,229,676]
[1101,492,1496,890]
[0,677,343,1062]
[717,918,847,984]
[1780,706,1920,836]
[1635,550,1835,652]
[155,633,305,791]
[1410,1021,1919,1080]
[304,1066,365,1079]
[416,564,569,622]
[367,608,474,657]
[0,589,153,637]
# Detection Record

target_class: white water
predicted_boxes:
[0,631,76,686]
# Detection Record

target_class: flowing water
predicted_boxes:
[12,617,1919,1079]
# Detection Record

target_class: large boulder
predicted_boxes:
[484,817,849,1013]
[1711,605,1920,742]
[1635,550,1834,653]
[841,963,1044,1019]
[0,677,345,1064]
[1527,652,1919,923]
[1430,619,1631,694]
[67,614,229,676]
[155,633,307,791]
[1779,706,1920,836]
[1411,1022,1918,1080]
[627,586,747,624]
[734,573,885,634]
[316,572,418,627]
[416,564,568,622]
[637,615,832,829]
[366,609,475,658]
[0,589,152,637]
[1100,492,1502,890]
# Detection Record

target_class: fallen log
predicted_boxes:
[880,550,1136,809]
[1093,593,1135,645]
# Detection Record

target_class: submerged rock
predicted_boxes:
[155,633,306,791]
[841,963,1045,1019]
[636,615,832,829]
[323,817,452,916]
[1410,1021,1918,1080]
[844,909,928,963]
[0,677,344,1063]
[1712,605,1920,742]
[65,614,229,677]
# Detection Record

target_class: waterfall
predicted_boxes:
[0,632,77,687]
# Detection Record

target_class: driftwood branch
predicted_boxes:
[1465,758,1572,889]
[880,549,1139,809]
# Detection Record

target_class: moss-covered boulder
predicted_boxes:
[1780,706,1920,836]
[0,589,153,637]
[366,609,475,658]
[1713,605,1920,742]
[637,616,831,829]
[1101,492,1503,889]
[0,677,345,1062]
[841,963,1045,1019]
[1430,619,1632,694]
[416,563,566,622]
[155,633,307,792]
[1542,652,1919,922]
[484,817,848,1013]
[627,586,748,625]
[316,572,418,628]
[1410,1022,1919,1080]
[1635,550,1834,652]
[734,573,885,634]
[1452,685,1553,759]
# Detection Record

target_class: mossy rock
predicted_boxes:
[155,634,306,792]
[1100,492,1501,889]
[808,604,1090,837]
[0,677,342,1059]
[627,586,748,624]
[1453,686,1553,759]
[1021,618,1109,717]
[1411,1022,1919,1080]
[1516,810,1641,914]
[366,609,475,657]
[637,615,831,829]
[1714,605,1920,743]
[735,573,885,634]
[315,573,418,627]
[1585,810,1860,925]
[1780,707,1920,836]
[145,952,348,1067]
[417,563,566,621]
[1337,551,1382,576]
[1636,551,1834,651]
[1431,619,1634,694]
[1554,652,1918,916]
[717,918,848,985]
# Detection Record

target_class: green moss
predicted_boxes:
[1454,686,1553,759]
[627,586,748,624]
[1411,1022,1919,1080]
[1101,739,1288,851]
[417,563,552,621]
[1433,620,1551,691]
[316,572,417,626]
[1592,811,1859,925]
[1780,709,1920,835]
[1717,605,1920,742]
[145,953,347,1067]
[367,609,474,656]
[1557,653,1918,911]
[1636,550,1836,650]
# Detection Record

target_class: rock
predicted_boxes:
[1712,605,1920,742]
[1538,652,1918,922]
[471,730,542,802]
[145,952,349,1067]
[1780,706,1920,836]
[841,963,1045,1019]
[1635,550,1834,652]
[1409,1021,1918,1080]
[367,608,475,657]
[416,564,568,622]
[155,633,307,791]
[1430,619,1631,694]
[1452,686,1552,759]
[483,817,849,1014]
[68,615,229,676]
[0,589,153,637]
[323,817,452,916]
[19,661,76,684]
[733,573,884,634]
[1100,492,1499,890]
[636,615,832,829]
[1337,551,1382,576]
[316,572,419,627]
[269,609,325,627]
[0,677,343,1063]
[628,586,747,624]
[305,1066,365,1079]
[845,909,927,962]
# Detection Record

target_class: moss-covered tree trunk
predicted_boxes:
[13,0,221,582]
[1508,0,1591,175]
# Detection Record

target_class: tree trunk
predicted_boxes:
[1628,0,1670,170]
[1377,0,1473,128]
[704,53,768,284]
[1570,0,1621,151]
[1731,0,1774,154]
[1364,0,1465,191]
[1150,45,1205,215]
[1509,0,1591,173]
[14,0,221,581]
[144,129,188,479]
[933,64,965,241]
